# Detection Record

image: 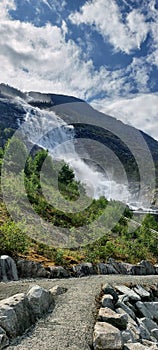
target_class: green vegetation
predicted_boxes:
[0,137,158,265]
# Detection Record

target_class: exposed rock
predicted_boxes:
[0,256,18,282]
[121,329,134,344]
[49,285,67,296]
[130,265,146,275]
[27,285,54,318]
[133,285,151,299]
[151,329,158,341]
[93,322,123,350]
[108,258,128,274]
[0,326,9,349]
[0,293,34,338]
[101,294,114,309]
[17,259,50,278]
[126,322,140,342]
[143,302,158,322]
[98,307,128,330]
[116,302,136,321]
[136,301,153,319]
[116,308,137,326]
[118,294,129,303]
[114,285,141,301]
[102,284,119,303]
[139,261,156,275]
[49,266,70,278]
[124,343,150,349]
[138,319,151,340]
[96,263,118,275]
[138,317,158,334]
[142,339,158,348]
[72,263,95,277]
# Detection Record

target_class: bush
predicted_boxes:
[0,221,29,257]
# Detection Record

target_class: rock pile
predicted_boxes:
[16,258,158,280]
[93,283,158,349]
[0,284,57,349]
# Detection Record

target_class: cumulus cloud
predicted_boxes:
[91,93,158,140]
[0,1,132,99]
[69,0,149,54]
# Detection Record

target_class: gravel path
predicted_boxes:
[0,275,158,350]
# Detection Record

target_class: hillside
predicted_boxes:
[0,84,158,265]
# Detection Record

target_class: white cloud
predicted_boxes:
[91,93,158,140]
[69,0,149,54]
[0,1,132,99]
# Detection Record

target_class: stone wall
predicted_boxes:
[93,283,158,350]
[0,255,158,282]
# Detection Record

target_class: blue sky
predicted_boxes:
[0,0,158,139]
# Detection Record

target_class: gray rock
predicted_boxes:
[0,293,34,338]
[124,343,150,349]
[17,259,50,278]
[0,326,9,349]
[93,322,123,349]
[151,329,158,340]
[116,302,136,321]
[116,308,137,326]
[121,329,134,344]
[108,258,128,274]
[102,284,119,303]
[138,317,158,334]
[144,302,158,322]
[136,301,153,319]
[138,319,151,340]
[96,263,118,275]
[27,285,54,318]
[130,265,146,275]
[101,294,114,309]
[134,285,151,299]
[0,255,18,282]
[49,266,70,278]
[49,285,67,296]
[114,285,141,301]
[139,261,156,275]
[127,322,140,342]
[98,307,128,330]
[118,294,129,303]
[72,263,95,277]
[142,339,158,349]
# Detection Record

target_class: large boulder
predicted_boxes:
[139,261,156,275]
[93,322,123,350]
[17,259,50,278]
[114,285,140,301]
[108,258,128,274]
[0,293,34,338]
[98,307,128,330]
[96,263,118,275]
[72,263,95,277]
[0,255,18,282]
[27,285,54,318]
[133,285,151,299]
[49,266,70,278]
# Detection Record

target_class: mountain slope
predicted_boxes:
[0,83,157,205]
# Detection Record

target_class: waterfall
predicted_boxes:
[20,103,130,203]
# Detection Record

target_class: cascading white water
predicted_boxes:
[21,103,130,202]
